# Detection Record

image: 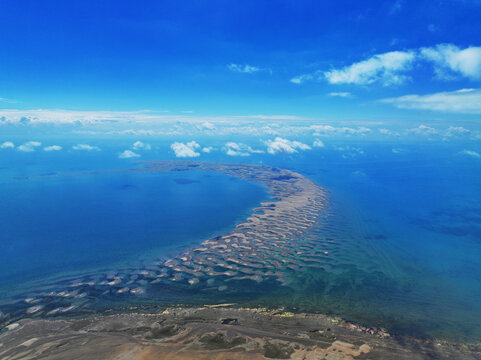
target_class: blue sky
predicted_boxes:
[1,0,481,121]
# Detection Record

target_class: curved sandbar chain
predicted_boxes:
[2,161,329,319]
[139,161,329,286]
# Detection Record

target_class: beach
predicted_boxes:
[1,306,480,359]
[1,161,481,358]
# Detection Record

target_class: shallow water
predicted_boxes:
[1,141,481,342]
[0,168,268,295]
[256,143,481,341]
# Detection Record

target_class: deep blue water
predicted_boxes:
[1,138,481,341]
[259,140,481,340]
[0,164,268,292]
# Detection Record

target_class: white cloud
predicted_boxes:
[421,44,481,80]
[310,125,336,134]
[342,126,371,135]
[110,129,157,136]
[382,88,481,114]
[132,141,151,150]
[290,73,318,84]
[445,126,471,137]
[244,114,302,120]
[228,64,261,73]
[0,109,167,125]
[379,128,399,136]
[171,141,200,158]
[265,137,311,155]
[0,110,307,138]
[17,141,41,152]
[310,125,371,136]
[327,92,352,97]
[226,148,249,157]
[460,150,481,158]
[407,125,439,135]
[119,150,141,159]
[292,43,481,87]
[313,138,325,148]
[334,145,365,158]
[44,145,62,151]
[72,144,101,151]
[202,146,213,153]
[324,51,415,86]
[292,51,416,85]
[0,141,14,149]
[224,142,263,156]
[201,121,216,130]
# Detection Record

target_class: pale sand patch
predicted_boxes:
[20,338,38,347]
[6,323,20,331]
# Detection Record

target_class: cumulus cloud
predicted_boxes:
[290,73,318,84]
[0,109,167,126]
[132,141,151,150]
[17,141,41,152]
[0,109,301,128]
[421,44,481,80]
[0,141,14,149]
[310,125,371,136]
[228,64,261,73]
[445,126,471,137]
[379,128,399,136]
[292,44,481,87]
[44,145,62,151]
[0,109,308,129]
[313,138,325,148]
[265,137,311,155]
[224,142,263,156]
[407,125,439,135]
[72,144,100,151]
[460,150,481,158]
[324,51,416,85]
[290,51,416,86]
[381,88,481,114]
[202,146,213,153]
[119,150,141,159]
[201,121,216,130]
[327,92,352,97]
[171,141,201,158]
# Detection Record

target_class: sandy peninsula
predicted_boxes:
[1,162,480,359]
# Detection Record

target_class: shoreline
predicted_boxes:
[1,306,480,359]
[1,161,480,353]
[1,161,329,317]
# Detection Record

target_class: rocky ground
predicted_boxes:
[1,306,480,360]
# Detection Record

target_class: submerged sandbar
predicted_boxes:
[1,161,329,320]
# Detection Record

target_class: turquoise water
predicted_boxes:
[253,142,481,341]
